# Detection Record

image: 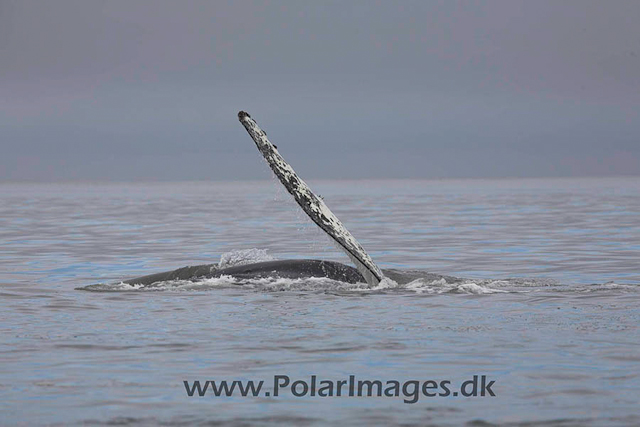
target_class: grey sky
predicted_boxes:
[1,0,638,181]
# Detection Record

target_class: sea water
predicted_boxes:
[0,178,638,426]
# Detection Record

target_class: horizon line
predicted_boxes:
[1,174,639,185]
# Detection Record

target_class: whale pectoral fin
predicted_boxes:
[238,111,384,287]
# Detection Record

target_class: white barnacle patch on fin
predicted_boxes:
[238,111,384,287]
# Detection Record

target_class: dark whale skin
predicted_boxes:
[123,259,366,286]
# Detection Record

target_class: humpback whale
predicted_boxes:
[100,112,384,289]
[122,259,366,287]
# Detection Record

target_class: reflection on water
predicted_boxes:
[0,178,639,426]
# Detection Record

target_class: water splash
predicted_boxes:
[217,248,276,268]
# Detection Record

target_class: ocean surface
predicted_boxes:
[1,178,639,426]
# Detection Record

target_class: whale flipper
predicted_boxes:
[238,111,384,287]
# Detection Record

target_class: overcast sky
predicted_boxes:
[1,0,638,181]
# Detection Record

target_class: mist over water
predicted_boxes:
[1,178,639,426]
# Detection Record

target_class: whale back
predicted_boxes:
[121,259,365,287]
[217,259,364,283]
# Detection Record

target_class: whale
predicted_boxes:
[123,259,366,287]
[90,111,385,289]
